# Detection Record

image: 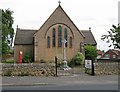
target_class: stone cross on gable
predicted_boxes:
[58,0,61,5]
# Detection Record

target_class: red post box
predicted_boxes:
[18,51,22,64]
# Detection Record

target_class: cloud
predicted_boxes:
[0,0,119,51]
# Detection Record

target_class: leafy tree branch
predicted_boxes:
[101,24,120,49]
[2,9,14,54]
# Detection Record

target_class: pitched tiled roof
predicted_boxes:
[14,29,97,45]
[111,49,120,55]
[100,49,120,58]
[14,28,37,45]
[97,50,104,55]
[81,30,97,45]
[14,5,96,45]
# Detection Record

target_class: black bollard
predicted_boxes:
[55,56,57,77]
[91,59,94,76]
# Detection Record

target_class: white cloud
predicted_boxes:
[0,0,119,50]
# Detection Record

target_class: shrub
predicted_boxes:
[22,52,32,63]
[2,60,14,63]
[85,68,92,75]
[68,59,75,67]
[84,45,97,60]
[69,52,85,67]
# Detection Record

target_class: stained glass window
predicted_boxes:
[70,37,72,48]
[47,36,50,48]
[64,28,67,47]
[58,25,62,47]
[52,28,56,47]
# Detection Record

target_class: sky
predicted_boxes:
[0,0,119,51]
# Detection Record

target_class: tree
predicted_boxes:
[2,9,14,54]
[84,45,97,60]
[101,24,120,49]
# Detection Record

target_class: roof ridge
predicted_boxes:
[102,49,119,56]
[19,29,37,31]
[81,30,90,32]
[111,49,119,55]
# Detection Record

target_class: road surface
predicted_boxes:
[1,74,119,90]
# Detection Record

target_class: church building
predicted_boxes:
[14,3,97,63]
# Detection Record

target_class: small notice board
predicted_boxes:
[85,59,94,75]
[85,60,92,69]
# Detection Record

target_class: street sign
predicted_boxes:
[85,60,92,69]
[85,59,94,76]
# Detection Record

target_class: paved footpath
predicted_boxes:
[2,74,118,86]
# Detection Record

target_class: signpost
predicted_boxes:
[85,60,92,69]
[55,56,58,77]
[85,59,94,75]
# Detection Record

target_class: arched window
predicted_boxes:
[69,37,72,48]
[52,28,56,47]
[64,28,67,47]
[47,36,50,48]
[58,25,62,47]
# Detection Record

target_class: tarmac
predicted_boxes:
[1,74,118,87]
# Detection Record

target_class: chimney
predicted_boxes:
[16,25,20,31]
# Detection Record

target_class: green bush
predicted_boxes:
[22,52,32,63]
[85,68,92,75]
[84,45,97,60]
[2,60,14,63]
[9,49,14,55]
[69,52,85,67]
[68,60,75,67]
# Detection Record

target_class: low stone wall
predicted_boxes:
[97,59,120,62]
[1,62,119,76]
[2,63,55,76]
[94,62,119,75]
